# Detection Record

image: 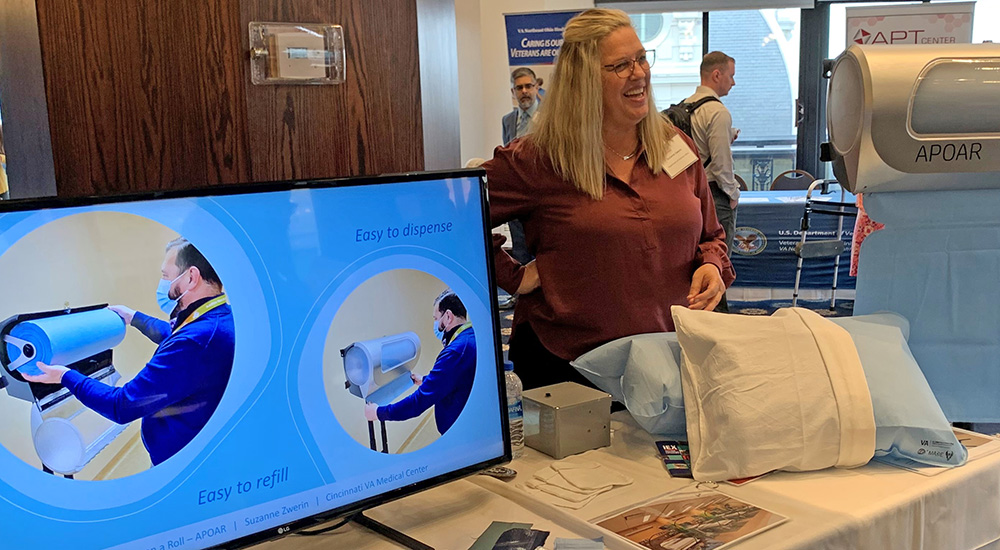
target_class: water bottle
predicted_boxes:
[504,361,525,459]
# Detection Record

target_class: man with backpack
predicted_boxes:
[672,51,738,312]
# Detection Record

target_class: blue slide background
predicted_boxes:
[0,176,505,549]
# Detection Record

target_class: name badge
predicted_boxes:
[662,134,699,179]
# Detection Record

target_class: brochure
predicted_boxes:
[722,471,774,487]
[655,440,692,479]
[953,427,1000,461]
[655,441,775,485]
[592,486,787,550]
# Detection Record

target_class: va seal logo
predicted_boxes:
[732,227,766,256]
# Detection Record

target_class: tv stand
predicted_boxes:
[353,511,434,550]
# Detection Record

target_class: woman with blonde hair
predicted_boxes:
[485,8,734,390]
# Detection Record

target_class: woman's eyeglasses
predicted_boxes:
[603,50,655,78]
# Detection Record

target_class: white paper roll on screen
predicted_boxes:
[343,332,421,398]
[33,408,126,475]
[6,309,126,375]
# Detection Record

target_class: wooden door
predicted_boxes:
[34,0,426,197]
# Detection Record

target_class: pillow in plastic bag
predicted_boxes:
[570,333,686,436]
[830,313,967,468]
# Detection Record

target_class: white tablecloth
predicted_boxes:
[255,476,612,549]
[266,412,1000,549]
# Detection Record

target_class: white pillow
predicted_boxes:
[671,306,876,481]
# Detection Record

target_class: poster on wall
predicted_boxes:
[845,2,974,48]
[502,10,581,143]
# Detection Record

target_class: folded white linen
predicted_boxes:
[524,479,613,507]
[520,458,633,509]
[550,460,633,491]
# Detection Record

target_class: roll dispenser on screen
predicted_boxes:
[342,332,421,452]
[824,43,1000,421]
[0,306,128,476]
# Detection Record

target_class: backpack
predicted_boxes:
[662,95,720,137]
[662,95,721,166]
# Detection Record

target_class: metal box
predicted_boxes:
[523,382,611,459]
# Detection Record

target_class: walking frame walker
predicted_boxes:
[791,179,858,309]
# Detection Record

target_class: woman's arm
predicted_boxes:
[483,142,542,295]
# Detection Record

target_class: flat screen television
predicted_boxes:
[0,169,508,549]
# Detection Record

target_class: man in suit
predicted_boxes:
[501,67,540,148]
[497,68,537,306]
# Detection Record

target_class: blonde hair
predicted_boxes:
[530,8,676,200]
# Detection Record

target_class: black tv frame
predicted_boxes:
[0,168,511,549]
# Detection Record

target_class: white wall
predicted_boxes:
[455,0,595,165]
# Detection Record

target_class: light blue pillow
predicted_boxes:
[830,313,967,468]
[570,333,686,436]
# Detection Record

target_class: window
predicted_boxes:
[636,8,801,190]
[630,13,667,43]
[710,9,801,190]
[643,12,705,108]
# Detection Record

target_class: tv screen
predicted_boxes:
[0,170,508,549]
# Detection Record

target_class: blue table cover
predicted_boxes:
[730,187,856,289]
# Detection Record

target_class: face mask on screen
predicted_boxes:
[156,272,187,314]
[433,319,445,342]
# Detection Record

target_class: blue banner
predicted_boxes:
[505,11,580,66]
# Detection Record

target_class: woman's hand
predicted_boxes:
[516,260,542,295]
[687,264,725,311]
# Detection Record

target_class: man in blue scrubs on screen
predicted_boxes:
[364,290,476,435]
[24,238,236,466]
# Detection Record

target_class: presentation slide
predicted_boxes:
[0,174,506,549]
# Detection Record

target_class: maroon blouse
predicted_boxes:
[485,133,736,360]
